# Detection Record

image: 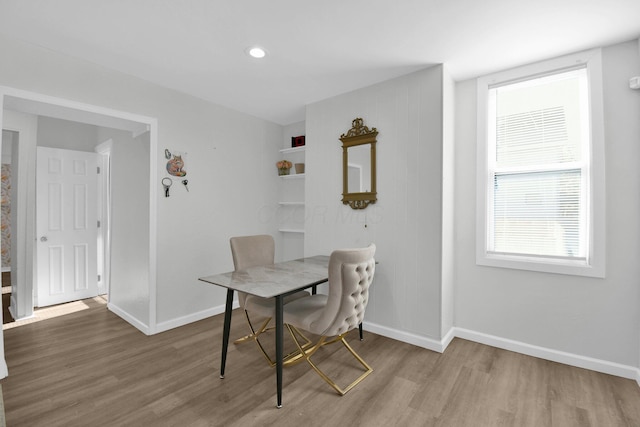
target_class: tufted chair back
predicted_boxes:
[311,244,376,337]
[230,235,275,307]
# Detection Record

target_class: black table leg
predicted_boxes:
[220,289,234,379]
[275,295,284,408]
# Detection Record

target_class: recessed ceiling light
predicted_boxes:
[247,46,266,59]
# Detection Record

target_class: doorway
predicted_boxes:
[0,87,158,336]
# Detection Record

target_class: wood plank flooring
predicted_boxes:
[1,298,639,426]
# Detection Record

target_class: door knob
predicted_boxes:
[40,236,48,242]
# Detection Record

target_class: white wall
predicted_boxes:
[454,39,640,367]
[37,116,99,152]
[305,66,449,344]
[0,33,282,335]
[96,127,151,326]
[1,110,37,322]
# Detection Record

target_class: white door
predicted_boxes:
[36,147,99,307]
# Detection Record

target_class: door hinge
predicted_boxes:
[98,275,101,282]
[97,220,101,228]
[97,166,101,174]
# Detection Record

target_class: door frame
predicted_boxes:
[1,110,37,322]
[95,139,113,299]
[0,86,159,338]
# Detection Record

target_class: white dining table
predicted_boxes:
[198,255,330,408]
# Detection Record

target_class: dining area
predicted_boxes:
[199,235,377,408]
[1,9,640,423]
[194,119,382,408]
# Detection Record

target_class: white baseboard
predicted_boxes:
[143,309,640,387]
[363,321,448,353]
[0,358,7,380]
[107,303,150,336]
[453,327,640,381]
[8,295,17,320]
[363,323,640,384]
[441,327,456,350]
[155,300,240,334]
[6,302,36,322]
[7,303,16,322]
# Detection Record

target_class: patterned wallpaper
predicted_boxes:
[1,164,11,269]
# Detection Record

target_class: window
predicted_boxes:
[476,49,605,277]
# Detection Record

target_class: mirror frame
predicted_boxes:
[340,118,378,210]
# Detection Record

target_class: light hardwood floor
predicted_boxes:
[1,297,639,427]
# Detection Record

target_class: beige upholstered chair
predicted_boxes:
[230,235,309,366]
[282,244,376,395]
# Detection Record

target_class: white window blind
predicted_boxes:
[487,68,588,261]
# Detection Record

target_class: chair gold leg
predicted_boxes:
[236,311,313,367]
[233,312,271,344]
[244,312,277,366]
[284,325,373,395]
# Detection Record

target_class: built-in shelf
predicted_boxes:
[279,146,305,154]
[279,173,304,179]
[278,228,305,234]
[278,136,305,257]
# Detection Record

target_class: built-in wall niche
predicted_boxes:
[277,122,306,261]
[277,145,305,233]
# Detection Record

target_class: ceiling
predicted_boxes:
[1,1,639,125]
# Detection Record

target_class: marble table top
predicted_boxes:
[198,255,329,298]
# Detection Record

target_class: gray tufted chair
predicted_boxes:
[230,235,309,366]
[282,244,376,395]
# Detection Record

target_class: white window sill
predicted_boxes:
[477,253,605,278]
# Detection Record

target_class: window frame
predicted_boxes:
[476,49,605,278]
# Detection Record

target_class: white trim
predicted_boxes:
[441,327,456,350]
[362,321,448,353]
[2,87,149,135]
[2,109,37,320]
[6,308,35,322]
[148,311,640,388]
[476,48,606,278]
[107,303,150,336]
[453,327,639,381]
[95,139,112,299]
[361,322,639,384]
[148,119,158,334]
[155,300,240,334]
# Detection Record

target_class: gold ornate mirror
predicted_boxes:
[340,118,378,209]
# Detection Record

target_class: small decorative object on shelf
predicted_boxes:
[294,163,305,174]
[291,135,305,148]
[276,160,292,176]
